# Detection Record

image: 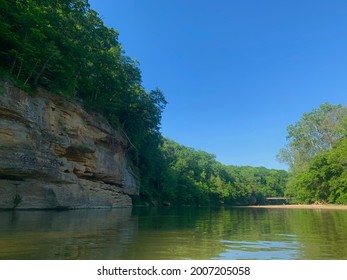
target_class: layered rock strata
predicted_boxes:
[0,83,139,209]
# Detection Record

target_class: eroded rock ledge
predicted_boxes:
[0,82,139,209]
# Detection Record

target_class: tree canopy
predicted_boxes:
[137,138,288,206]
[277,103,347,170]
[278,103,347,204]
[285,137,347,204]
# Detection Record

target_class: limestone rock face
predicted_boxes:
[0,83,139,209]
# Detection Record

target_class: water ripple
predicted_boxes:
[216,236,303,260]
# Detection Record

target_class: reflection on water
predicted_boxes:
[0,207,346,260]
[0,208,136,259]
[218,237,302,260]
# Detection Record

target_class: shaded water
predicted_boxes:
[0,207,347,259]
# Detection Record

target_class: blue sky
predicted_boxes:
[89,0,347,170]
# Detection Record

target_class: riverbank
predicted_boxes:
[234,204,347,210]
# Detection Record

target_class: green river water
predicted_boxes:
[0,207,346,259]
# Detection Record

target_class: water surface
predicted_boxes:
[0,207,346,259]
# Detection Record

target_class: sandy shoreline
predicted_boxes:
[233,204,347,210]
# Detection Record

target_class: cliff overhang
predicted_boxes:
[0,82,139,209]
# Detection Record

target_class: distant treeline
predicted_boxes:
[139,138,288,205]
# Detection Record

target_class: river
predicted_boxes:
[0,207,346,259]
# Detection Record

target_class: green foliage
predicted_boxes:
[285,137,347,204]
[142,138,288,206]
[280,103,347,204]
[225,166,288,205]
[278,103,347,169]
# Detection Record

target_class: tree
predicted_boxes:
[278,103,347,204]
[285,137,347,204]
[277,103,347,170]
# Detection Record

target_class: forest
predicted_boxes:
[139,138,288,205]
[1,0,346,205]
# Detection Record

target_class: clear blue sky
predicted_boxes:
[89,0,347,170]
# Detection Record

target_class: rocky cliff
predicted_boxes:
[0,82,139,209]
